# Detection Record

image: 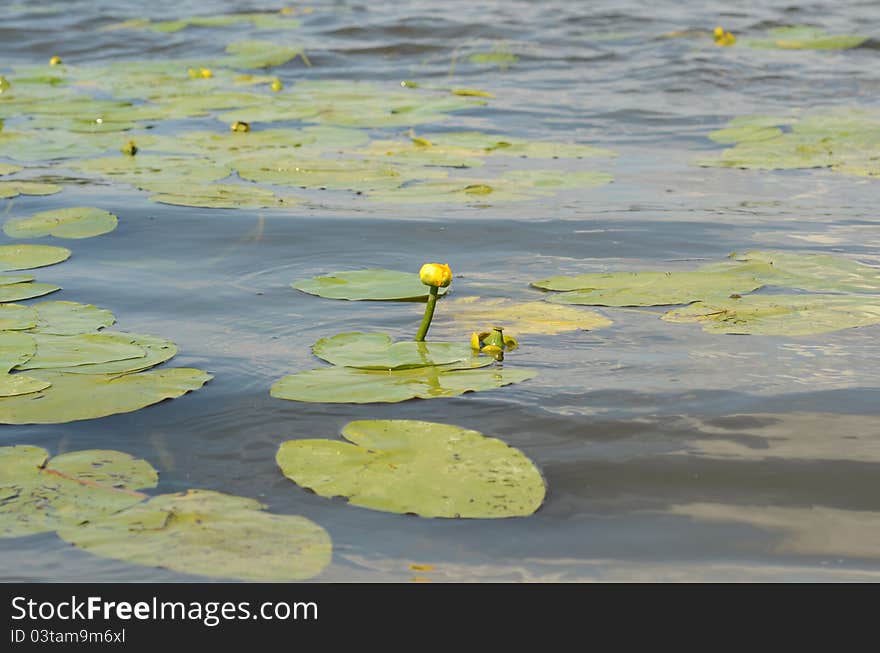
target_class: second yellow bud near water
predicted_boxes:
[419,263,453,288]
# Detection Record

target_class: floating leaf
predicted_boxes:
[500,169,613,189]
[223,40,307,69]
[701,250,880,294]
[4,207,118,239]
[313,333,481,370]
[0,180,63,199]
[293,269,448,301]
[0,163,22,176]
[144,182,296,209]
[366,179,539,204]
[0,445,155,537]
[68,155,231,185]
[0,374,51,397]
[0,244,71,271]
[28,301,115,335]
[742,26,868,50]
[440,297,613,335]
[17,333,146,371]
[0,331,36,372]
[235,157,412,191]
[271,363,535,404]
[276,420,545,518]
[534,270,763,306]
[662,293,880,336]
[0,367,211,424]
[48,333,177,375]
[0,304,37,330]
[58,490,331,581]
[0,282,60,303]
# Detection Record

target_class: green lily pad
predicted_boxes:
[743,26,868,50]
[500,169,614,189]
[428,131,615,159]
[0,445,156,538]
[366,179,540,204]
[235,157,411,190]
[270,363,535,404]
[0,163,22,176]
[68,155,231,185]
[313,333,481,370]
[223,40,307,69]
[48,333,177,375]
[17,333,146,371]
[0,244,71,271]
[662,293,880,336]
[293,269,448,301]
[276,419,545,518]
[0,367,212,424]
[145,182,296,209]
[0,331,36,372]
[701,250,880,294]
[708,125,784,144]
[0,180,63,199]
[0,282,60,303]
[0,304,37,330]
[441,297,613,335]
[0,274,34,286]
[534,270,763,306]
[0,374,51,397]
[57,490,331,581]
[4,207,118,239]
[28,301,115,335]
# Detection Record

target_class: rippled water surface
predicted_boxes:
[2,0,880,581]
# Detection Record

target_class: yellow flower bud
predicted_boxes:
[230,120,251,133]
[200,68,213,78]
[121,140,138,156]
[419,263,452,288]
[49,55,62,66]
[271,79,283,92]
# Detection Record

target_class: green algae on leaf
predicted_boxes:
[312,332,481,370]
[0,445,155,538]
[4,207,118,239]
[276,419,545,518]
[0,368,212,424]
[293,269,448,301]
[28,301,115,336]
[534,270,763,306]
[0,244,70,272]
[57,490,331,581]
[662,294,880,336]
[441,297,613,335]
[270,363,535,404]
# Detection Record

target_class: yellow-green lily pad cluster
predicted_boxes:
[699,109,880,178]
[277,420,545,518]
[0,446,331,581]
[740,26,868,50]
[533,250,880,336]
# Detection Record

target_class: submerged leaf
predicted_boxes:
[4,207,118,239]
[276,420,545,518]
[293,269,448,301]
[662,293,880,336]
[270,364,535,404]
[58,490,331,581]
[312,332,481,370]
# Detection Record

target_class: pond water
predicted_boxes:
[1,0,879,581]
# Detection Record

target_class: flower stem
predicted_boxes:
[415,286,439,341]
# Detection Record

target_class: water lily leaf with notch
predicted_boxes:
[0,164,22,176]
[0,367,212,424]
[356,139,489,168]
[270,363,535,404]
[68,155,231,186]
[223,40,307,69]
[235,157,411,191]
[0,374,51,397]
[440,297,613,335]
[0,181,62,199]
[366,179,540,204]
[4,207,118,239]
[144,182,297,209]
[293,269,448,301]
[534,270,763,306]
[151,128,365,161]
[313,333,480,370]
[58,490,331,581]
[701,250,880,293]
[661,293,880,336]
[0,244,70,271]
[0,445,156,537]
[17,333,146,371]
[742,26,868,50]
[0,282,60,303]
[0,129,154,162]
[0,304,37,331]
[276,419,545,518]
[0,331,36,372]
[29,301,115,335]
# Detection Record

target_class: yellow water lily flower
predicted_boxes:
[49,55,63,66]
[271,79,283,92]
[419,263,453,288]
[713,26,736,46]
[230,121,251,133]
[121,140,138,156]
